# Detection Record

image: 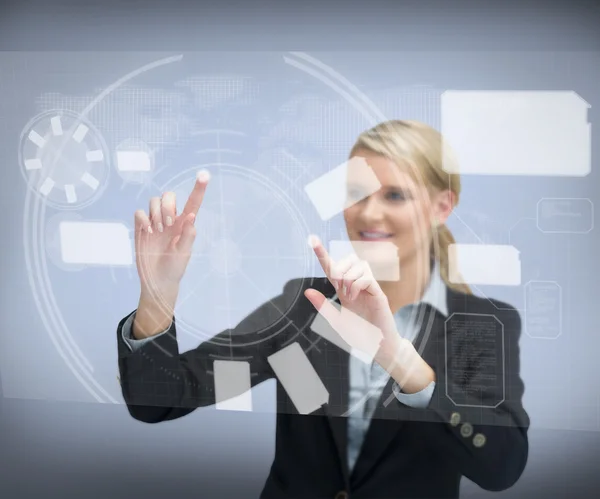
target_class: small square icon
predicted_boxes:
[116,151,151,172]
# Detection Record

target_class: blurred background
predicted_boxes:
[1,1,599,498]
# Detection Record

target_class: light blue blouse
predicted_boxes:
[345,261,447,471]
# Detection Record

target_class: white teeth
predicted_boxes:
[360,232,392,238]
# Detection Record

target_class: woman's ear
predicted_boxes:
[433,189,455,225]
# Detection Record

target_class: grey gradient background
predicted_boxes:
[1,1,600,498]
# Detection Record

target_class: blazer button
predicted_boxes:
[460,422,473,438]
[334,491,349,499]
[473,433,486,448]
[450,412,461,426]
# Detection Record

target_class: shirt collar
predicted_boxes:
[415,259,448,317]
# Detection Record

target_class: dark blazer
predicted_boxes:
[117,277,530,499]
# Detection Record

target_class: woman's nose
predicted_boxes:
[359,196,384,221]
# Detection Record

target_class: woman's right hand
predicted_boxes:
[134,170,211,297]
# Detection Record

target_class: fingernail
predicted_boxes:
[333,281,339,291]
[307,235,318,249]
[342,285,347,296]
[147,225,153,234]
[197,170,211,182]
[166,216,173,226]
[157,223,164,233]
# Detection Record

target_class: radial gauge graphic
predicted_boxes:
[23,53,397,409]
[19,109,110,209]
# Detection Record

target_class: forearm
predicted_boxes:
[118,279,299,421]
[118,308,215,420]
[133,285,180,339]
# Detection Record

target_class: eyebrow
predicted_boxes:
[347,183,410,191]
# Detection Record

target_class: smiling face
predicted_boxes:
[343,148,454,272]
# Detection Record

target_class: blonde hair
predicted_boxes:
[349,119,472,295]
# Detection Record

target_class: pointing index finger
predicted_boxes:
[182,169,210,217]
[308,234,334,277]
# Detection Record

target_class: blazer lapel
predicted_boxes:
[302,282,352,484]
[322,342,351,484]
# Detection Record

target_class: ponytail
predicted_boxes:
[432,224,472,295]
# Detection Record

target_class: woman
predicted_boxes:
[117,120,530,498]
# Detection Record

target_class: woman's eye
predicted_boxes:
[386,190,406,201]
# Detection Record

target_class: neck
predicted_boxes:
[378,253,432,315]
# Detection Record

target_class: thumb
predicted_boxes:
[304,288,326,310]
[304,288,341,328]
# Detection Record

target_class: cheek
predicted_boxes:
[392,204,432,245]
[343,208,358,230]
[391,203,426,232]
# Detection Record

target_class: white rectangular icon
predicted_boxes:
[310,298,384,364]
[72,124,89,143]
[441,90,591,176]
[524,281,562,339]
[449,244,521,286]
[537,198,594,234]
[310,302,373,364]
[267,343,329,415]
[116,151,151,172]
[329,240,400,281]
[304,157,381,221]
[59,221,133,266]
[213,360,253,412]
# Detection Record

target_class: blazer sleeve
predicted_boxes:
[117,279,302,424]
[413,305,530,492]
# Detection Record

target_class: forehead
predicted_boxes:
[347,149,422,190]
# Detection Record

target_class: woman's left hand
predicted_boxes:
[304,235,405,366]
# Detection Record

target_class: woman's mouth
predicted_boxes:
[358,231,394,241]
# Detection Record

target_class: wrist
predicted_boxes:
[140,283,179,307]
[134,285,179,340]
[379,340,436,394]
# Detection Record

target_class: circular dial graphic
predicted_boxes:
[19,109,110,209]
[165,164,313,347]
[21,53,396,408]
